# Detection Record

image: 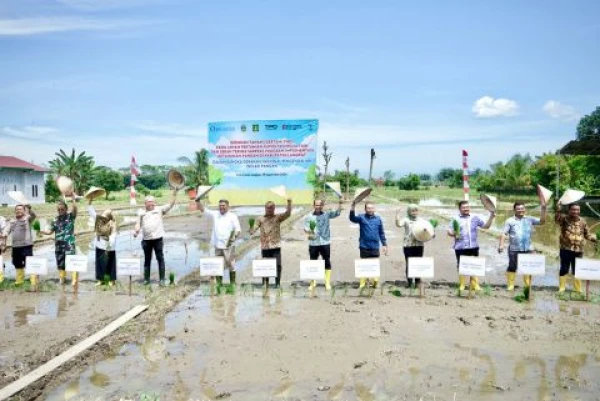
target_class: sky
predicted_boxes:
[1,0,599,177]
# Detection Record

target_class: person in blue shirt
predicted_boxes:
[349,200,388,289]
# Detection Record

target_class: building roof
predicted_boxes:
[0,156,49,172]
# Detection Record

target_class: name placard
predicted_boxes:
[408,257,434,278]
[458,256,486,277]
[517,254,546,276]
[300,260,325,280]
[200,257,224,277]
[354,259,381,278]
[575,259,600,281]
[65,255,88,272]
[25,257,48,275]
[117,258,142,276]
[252,259,277,278]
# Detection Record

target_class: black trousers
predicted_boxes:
[261,248,282,286]
[559,249,583,276]
[309,244,332,269]
[404,246,424,287]
[95,248,117,281]
[454,248,479,269]
[142,238,165,281]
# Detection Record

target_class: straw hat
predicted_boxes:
[270,185,287,198]
[84,186,106,201]
[56,176,74,196]
[167,169,186,190]
[536,184,553,206]
[479,193,497,213]
[325,181,343,198]
[558,189,585,205]
[7,191,30,205]
[412,219,435,242]
[194,185,214,201]
[353,187,372,204]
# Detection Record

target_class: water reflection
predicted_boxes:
[2,293,69,330]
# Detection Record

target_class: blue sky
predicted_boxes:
[1,0,599,177]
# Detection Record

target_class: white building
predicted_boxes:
[0,156,48,205]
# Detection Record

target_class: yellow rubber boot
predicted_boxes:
[573,278,582,294]
[359,278,366,290]
[59,270,67,285]
[458,275,466,291]
[523,274,531,288]
[470,276,481,291]
[309,280,316,291]
[0,269,4,284]
[324,270,332,290]
[30,274,38,287]
[15,268,25,285]
[72,272,79,286]
[558,276,566,293]
[372,278,379,289]
[506,272,516,291]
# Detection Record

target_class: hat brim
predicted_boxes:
[326,181,343,198]
[194,185,214,201]
[84,187,106,200]
[353,187,372,204]
[559,189,585,205]
[480,194,497,212]
[7,191,29,205]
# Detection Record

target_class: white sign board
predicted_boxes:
[65,255,88,272]
[252,259,277,278]
[575,259,600,281]
[408,257,435,278]
[300,260,325,280]
[354,259,381,278]
[458,256,486,277]
[200,257,224,277]
[117,258,141,276]
[25,257,48,275]
[517,254,546,276]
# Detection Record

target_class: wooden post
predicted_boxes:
[345,157,350,201]
[419,281,424,298]
[586,280,590,302]
[468,276,472,299]
[129,276,132,296]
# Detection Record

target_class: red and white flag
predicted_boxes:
[130,156,140,205]
[462,150,469,201]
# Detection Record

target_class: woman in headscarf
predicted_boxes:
[396,204,426,288]
[88,199,117,286]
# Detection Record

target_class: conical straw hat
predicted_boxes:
[270,185,287,198]
[412,219,435,242]
[558,189,585,205]
[353,187,372,203]
[194,185,214,201]
[326,182,342,198]
[56,176,74,196]
[7,191,29,205]
[84,186,106,201]
[167,169,186,190]
[479,193,497,213]
[536,184,553,206]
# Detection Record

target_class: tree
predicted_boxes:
[92,167,125,199]
[576,106,600,140]
[322,141,332,191]
[208,165,223,185]
[138,174,167,190]
[178,149,209,188]
[397,174,420,190]
[44,175,61,202]
[368,148,376,186]
[48,148,96,193]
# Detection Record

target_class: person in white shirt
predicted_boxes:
[134,191,177,286]
[0,216,6,283]
[196,198,241,287]
[88,199,118,286]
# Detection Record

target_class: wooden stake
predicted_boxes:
[129,276,132,296]
[419,281,424,298]
[586,280,590,302]
[468,276,472,300]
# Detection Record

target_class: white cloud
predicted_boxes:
[542,100,580,121]
[472,96,519,118]
[2,125,60,140]
[0,17,154,36]
[131,121,206,139]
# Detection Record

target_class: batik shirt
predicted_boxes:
[556,215,593,252]
[503,216,540,252]
[450,214,485,250]
[256,211,291,250]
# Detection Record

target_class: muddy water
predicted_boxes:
[44,291,600,401]
[0,293,73,330]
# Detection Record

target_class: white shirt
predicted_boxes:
[139,205,171,240]
[88,206,117,250]
[206,210,241,249]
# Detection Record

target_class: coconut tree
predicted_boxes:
[177,149,209,188]
[48,148,96,193]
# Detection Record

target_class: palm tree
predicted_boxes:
[48,148,96,193]
[177,149,209,188]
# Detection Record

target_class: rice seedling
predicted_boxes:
[32,220,41,232]
[429,219,439,228]
[483,283,492,296]
[102,274,111,286]
[452,220,460,236]
[169,271,175,285]
[523,285,530,301]
[309,220,317,233]
[248,217,256,230]
[389,287,402,297]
